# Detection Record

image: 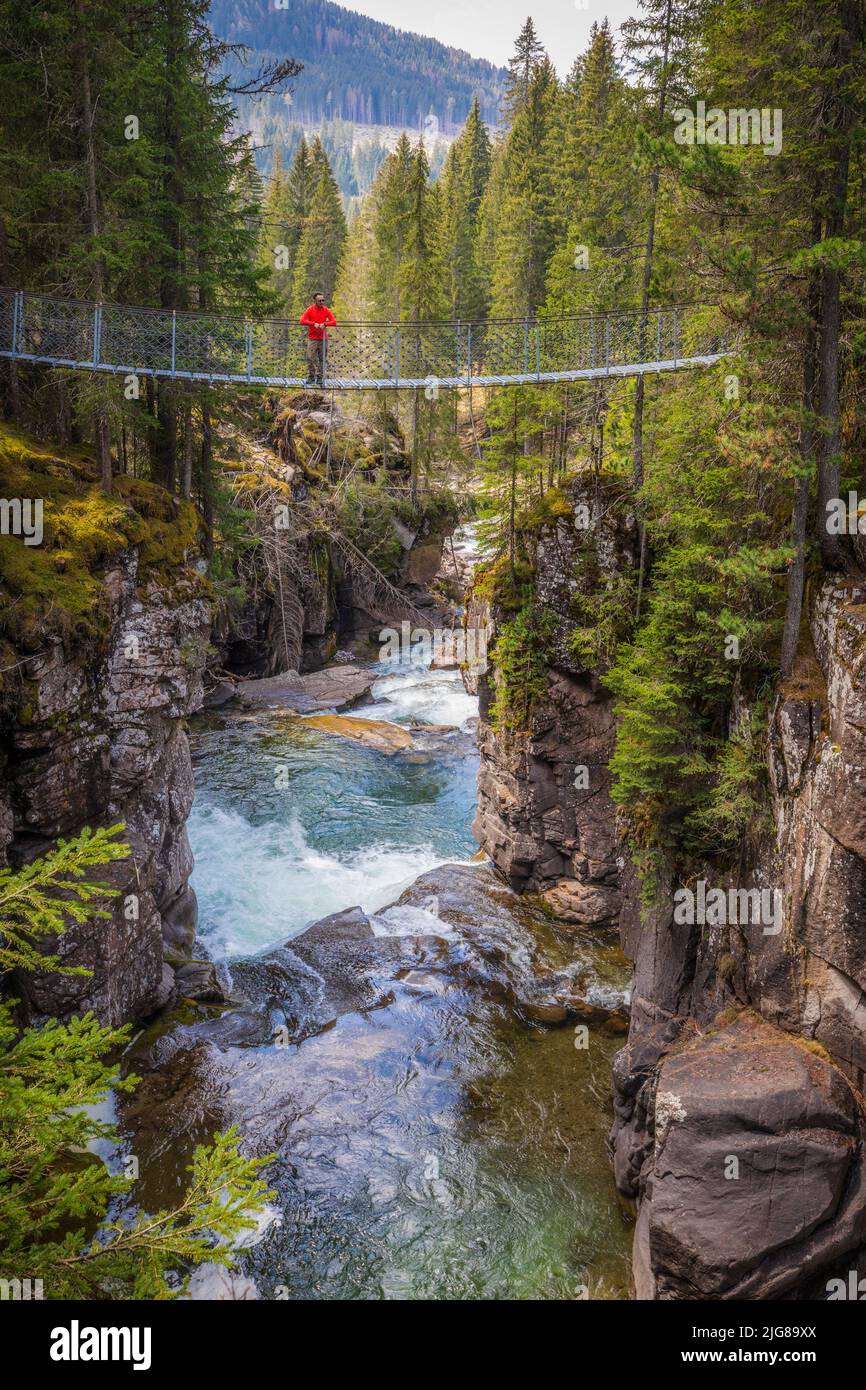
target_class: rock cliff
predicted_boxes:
[610,575,866,1297]
[472,475,636,930]
[472,470,866,1299]
[0,426,210,1026]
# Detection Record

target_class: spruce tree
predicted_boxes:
[504,17,546,121]
[371,133,415,320]
[0,826,274,1299]
[489,56,559,317]
[291,152,347,316]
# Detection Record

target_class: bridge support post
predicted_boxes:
[535,324,541,381]
[605,317,610,375]
[170,309,177,377]
[673,308,679,368]
[11,290,23,355]
[394,328,400,389]
[523,319,529,374]
[92,303,102,367]
[466,324,472,385]
[245,320,253,382]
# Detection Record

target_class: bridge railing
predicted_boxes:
[0,289,727,386]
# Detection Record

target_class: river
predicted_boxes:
[122,649,633,1300]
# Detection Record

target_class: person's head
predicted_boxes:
[313,292,325,307]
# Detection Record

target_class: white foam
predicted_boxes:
[189,805,450,957]
[366,665,477,729]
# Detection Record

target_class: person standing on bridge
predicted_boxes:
[299,292,336,385]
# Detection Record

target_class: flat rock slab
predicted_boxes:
[238,664,376,712]
[303,713,414,753]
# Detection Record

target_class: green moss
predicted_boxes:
[0,423,202,651]
[519,485,574,533]
[474,556,536,613]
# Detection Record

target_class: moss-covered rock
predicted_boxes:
[0,424,202,653]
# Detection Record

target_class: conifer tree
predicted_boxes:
[259,146,294,306]
[504,17,546,121]
[438,98,492,320]
[0,826,274,1298]
[371,133,415,320]
[489,57,559,317]
[291,154,347,315]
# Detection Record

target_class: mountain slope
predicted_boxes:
[209,0,506,132]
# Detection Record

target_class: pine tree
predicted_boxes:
[438,98,492,320]
[291,153,347,315]
[333,200,378,322]
[489,57,559,317]
[259,146,294,307]
[0,826,274,1299]
[371,133,415,320]
[544,22,638,314]
[504,17,546,121]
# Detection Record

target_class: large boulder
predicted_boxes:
[631,1012,866,1300]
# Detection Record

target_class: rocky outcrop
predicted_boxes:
[610,576,866,1298]
[214,394,453,677]
[238,663,376,712]
[2,537,210,1027]
[624,1012,866,1300]
[472,477,637,930]
[472,461,866,1298]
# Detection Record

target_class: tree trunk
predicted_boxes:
[0,216,21,419]
[410,387,420,508]
[95,410,112,491]
[631,0,673,611]
[154,383,177,492]
[508,400,518,567]
[74,0,112,491]
[181,391,194,499]
[201,397,214,561]
[816,0,856,569]
[780,232,822,677]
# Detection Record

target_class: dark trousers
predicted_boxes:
[306,337,323,382]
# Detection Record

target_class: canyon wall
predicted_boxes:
[473,476,637,929]
[0,434,211,1026]
[473,481,866,1299]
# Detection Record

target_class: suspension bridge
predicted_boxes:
[0,289,728,390]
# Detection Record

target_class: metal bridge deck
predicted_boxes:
[0,291,727,390]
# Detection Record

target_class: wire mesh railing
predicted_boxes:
[0,289,728,389]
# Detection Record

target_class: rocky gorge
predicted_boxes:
[0,413,634,1299]
[5,399,866,1303]
[470,473,866,1299]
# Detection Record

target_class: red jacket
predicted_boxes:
[299,303,336,340]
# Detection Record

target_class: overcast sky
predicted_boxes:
[343,0,640,74]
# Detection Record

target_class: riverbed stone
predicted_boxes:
[302,713,415,753]
[239,663,376,712]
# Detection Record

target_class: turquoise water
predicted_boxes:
[189,661,480,956]
[167,655,633,1299]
